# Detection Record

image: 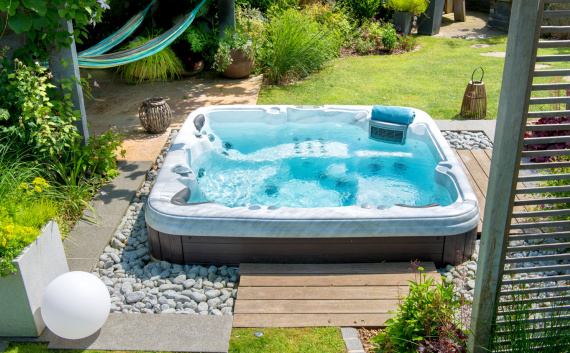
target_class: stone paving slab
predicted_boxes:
[434,10,506,39]
[64,160,151,272]
[44,314,233,353]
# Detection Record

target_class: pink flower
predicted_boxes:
[93,80,100,88]
[100,190,107,195]
[188,57,192,61]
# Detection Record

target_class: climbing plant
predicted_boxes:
[0,0,109,62]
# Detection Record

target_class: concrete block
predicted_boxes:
[0,222,68,337]
[341,327,359,339]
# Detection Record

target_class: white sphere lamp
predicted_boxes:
[41,271,110,339]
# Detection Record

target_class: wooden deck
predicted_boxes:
[233,262,439,328]
[453,148,493,233]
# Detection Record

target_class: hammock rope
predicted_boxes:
[78,0,156,58]
[78,0,207,69]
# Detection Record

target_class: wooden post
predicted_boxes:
[218,0,235,37]
[48,20,89,144]
[467,1,541,352]
[453,0,466,22]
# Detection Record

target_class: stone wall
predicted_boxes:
[488,0,511,31]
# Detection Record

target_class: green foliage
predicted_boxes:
[381,22,398,50]
[0,53,82,161]
[0,0,109,63]
[260,8,336,84]
[213,22,256,72]
[385,0,428,15]
[398,34,417,51]
[115,33,184,83]
[490,282,570,352]
[184,24,220,65]
[302,3,353,53]
[342,0,384,21]
[235,0,298,13]
[371,264,467,352]
[354,36,375,54]
[0,148,58,277]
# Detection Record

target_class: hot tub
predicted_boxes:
[145,105,479,266]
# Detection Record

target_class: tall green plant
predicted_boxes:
[115,33,184,83]
[261,9,336,84]
[490,283,570,352]
[342,0,384,21]
[385,0,428,15]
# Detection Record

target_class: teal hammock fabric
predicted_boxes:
[78,0,156,58]
[78,0,207,69]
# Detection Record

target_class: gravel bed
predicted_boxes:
[442,130,493,150]
[92,130,238,316]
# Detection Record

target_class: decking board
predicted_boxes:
[233,262,438,327]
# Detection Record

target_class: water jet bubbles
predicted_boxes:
[265,185,278,196]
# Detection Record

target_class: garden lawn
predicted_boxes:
[4,327,347,353]
[258,36,570,120]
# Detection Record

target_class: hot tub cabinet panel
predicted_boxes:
[146,105,480,267]
[147,226,477,268]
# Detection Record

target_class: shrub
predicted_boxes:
[342,0,384,22]
[184,24,220,66]
[0,54,81,161]
[371,261,468,352]
[381,22,398,50]
[260,9,336,84]
[115,33,184,83]
[398,34,417,51]
[213,22,256,72]
[303,3,353,53]
[354,36,375,55]
[385,0,429,14]
[0,147,58,277]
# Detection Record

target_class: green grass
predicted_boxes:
[229,327,346,353]
[5,327,347,353]
[258,36,570,120]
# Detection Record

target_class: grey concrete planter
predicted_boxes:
[394,11,414,35]
[0,221,68,337]
[418,0,445,35]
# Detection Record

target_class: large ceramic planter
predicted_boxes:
[418,0,445,35]
[221,49,254,79]
[394,11,414,35]
[0,221,68,337]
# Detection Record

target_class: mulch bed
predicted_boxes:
[358,327,382,353]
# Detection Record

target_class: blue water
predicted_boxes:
[189,122,453,208]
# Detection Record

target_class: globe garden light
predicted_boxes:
[41,271,110,339]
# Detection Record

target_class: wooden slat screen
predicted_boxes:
[492,0,570,349]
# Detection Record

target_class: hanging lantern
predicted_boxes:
[460,67,487,120]
[139,97,172,133]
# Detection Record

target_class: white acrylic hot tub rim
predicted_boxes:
[145,105,480,238]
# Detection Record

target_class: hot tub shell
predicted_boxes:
[145,105,480,267]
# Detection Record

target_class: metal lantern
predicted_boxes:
[139,97,172,133]
[460,67,487,120]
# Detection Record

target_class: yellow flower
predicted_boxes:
[34,185,42,193]
[33,177,49,189]
[4,225,14,234]
[18,182,29,190]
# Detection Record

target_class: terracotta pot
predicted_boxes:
[221,49,254,79]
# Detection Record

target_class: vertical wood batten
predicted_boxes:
[467,1,542,351]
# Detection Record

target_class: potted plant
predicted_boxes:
[213,23,256,79]
[417,0,446,36]
[385,0,429,35]
[0,169,68,337]
[115,32,185,84]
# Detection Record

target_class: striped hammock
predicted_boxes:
[78,0,156,58]
[78,0,207,69]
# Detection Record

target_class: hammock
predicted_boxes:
[78,0,207,68]
[78,0,156,58]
